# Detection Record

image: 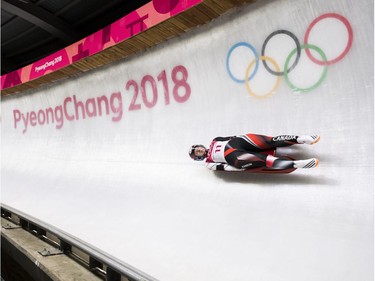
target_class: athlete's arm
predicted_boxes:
[213,136,235,141]
[206,162,244,171]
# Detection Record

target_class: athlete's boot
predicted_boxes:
[293,158,319,168]
[297,135,320,145]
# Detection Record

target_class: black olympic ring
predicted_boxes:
[261,30,301,76]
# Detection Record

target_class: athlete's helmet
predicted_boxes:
[189,145,207,161]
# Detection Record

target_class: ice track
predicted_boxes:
[1,0,373,280]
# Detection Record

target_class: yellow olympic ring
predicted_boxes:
[245,56,282,99]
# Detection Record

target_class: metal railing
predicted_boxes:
[1,204,158,281]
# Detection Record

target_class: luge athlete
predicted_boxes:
[189,134,320,171]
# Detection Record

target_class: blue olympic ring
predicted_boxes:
[226,42,259,83]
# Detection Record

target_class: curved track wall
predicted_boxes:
[2,0,374,280]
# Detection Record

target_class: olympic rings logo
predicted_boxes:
[226,13,353,98]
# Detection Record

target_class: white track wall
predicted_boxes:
[1,0,374,280]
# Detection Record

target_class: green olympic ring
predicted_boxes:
[284,44,328,93]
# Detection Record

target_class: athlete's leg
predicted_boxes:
[229,134,320,151]
[225,149,318,169]
[224,150,293,169]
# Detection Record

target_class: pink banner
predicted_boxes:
[1,0,202,90]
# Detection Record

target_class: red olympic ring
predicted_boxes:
[304,13,353,65]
